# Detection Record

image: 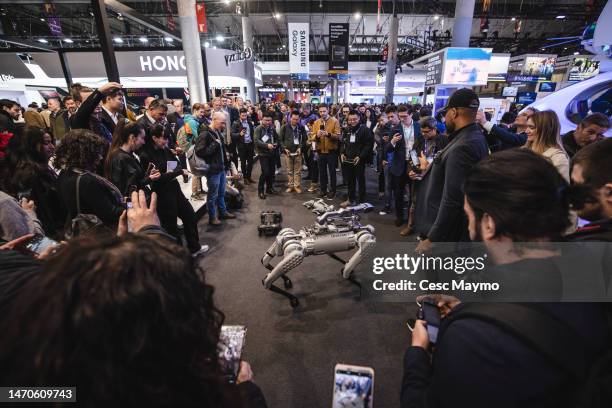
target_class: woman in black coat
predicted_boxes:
[105,121,160,197]
[55,129,125,230]
[2,127,66,238]
[138,124,206,256]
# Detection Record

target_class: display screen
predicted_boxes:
[502,86,518,97]
[538,82,557,92]
[333,369,373,408]
[568,58,600,82]
[488,55,510,81]
[516,91,537,105]
[522,56,556,80]
[442,48,492,86]
[218,325,247,383]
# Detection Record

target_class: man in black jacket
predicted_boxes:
[254,112,279,199]
[100,88,125,137]
[231,108,256,184]
[136,99,175,148]
[561,113,609,159]
[195,111,235,226]
[414,89,489,254]
[403,149,611,408]
[340,110,373,207]
[279,111,307,194]
[70,82,122,143]
[0,99,20,134]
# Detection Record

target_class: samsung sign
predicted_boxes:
[288,22,309,80]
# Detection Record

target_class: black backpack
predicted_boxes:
[440,303,612,408]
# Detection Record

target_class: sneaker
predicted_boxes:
[326,192,335,200]
[192,245,210,257]
[219,212,236,219]
[285,187,294,193]
[379,205,391,215]
[318,192,327,198]
[308,185,317,193]
[295,186,302,194]
[340,200,350,208]
[275,169,280,175]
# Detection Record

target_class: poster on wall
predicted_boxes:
[442,48,492,86]
[522,56,556,80]
[568,58,600,81]
[288,22,310,80]
[328,23,349,75]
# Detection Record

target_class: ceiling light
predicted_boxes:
[37,38,48,43]
[113,37,123,43]
[433,15,440,20]
[139,37,148,43]
[213,45,217,49]
[511,17,516,21]
[216,34,224,42]
[274,12,281,19]
[556,15,565,19]
[353,12,361,19]
[573,51,579,55]
[63,38,73,43]
[164,36,174,42]
[224,0,230,4]
[204,41,210,47]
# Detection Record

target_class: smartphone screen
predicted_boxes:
[422,301,441,344]
[332,365,374,408]
[410,150,420,167]
[25,234,58,255]
[166,160,178,172]
[218,325,247,383]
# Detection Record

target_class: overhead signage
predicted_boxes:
[328,23,349,74]
[0,54,35,79]
[196,2,207,33]
[488,54,510,82]
[329,73,349,80]
[442,47,492,86]
[507,74,540,82]
[425,50,445,86]
[288,22,309,80]
[224,48,253,66]
[522,56,556,80]
[568,58,600,82]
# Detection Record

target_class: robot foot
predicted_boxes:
[268,284,300,308]
[281,275,293,289]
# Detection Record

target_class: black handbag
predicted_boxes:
[64,172,106,239]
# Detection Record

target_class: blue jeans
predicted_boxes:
[206,171,227,218]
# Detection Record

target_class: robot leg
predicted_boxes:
[262,240,305,289]
[341,230,376,279]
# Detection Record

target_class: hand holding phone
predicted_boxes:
[332,364,374,408]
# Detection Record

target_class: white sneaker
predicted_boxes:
[275,168,280,175]
[192,245,210,257]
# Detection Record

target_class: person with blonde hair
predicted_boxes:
[524,110,570,182]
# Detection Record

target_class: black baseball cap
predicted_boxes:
[439,88,480,113]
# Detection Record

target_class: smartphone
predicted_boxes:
[24,234,58,256]
[332,364,374,408]
[166,160,178,172]
[218,325,247,383]
[146,162,156,176]
[418,298,441,344]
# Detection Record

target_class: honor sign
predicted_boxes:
[288,22,309,80]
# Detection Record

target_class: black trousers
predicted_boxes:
[228,143,239,168]
[343,161,366,203]
[308,152,319,183]
[238,143,255,179]
[258,155,275,193]
[157,182,200,253]
[378,170,385,193]
[318,152,337,194]
[391,172,407,222]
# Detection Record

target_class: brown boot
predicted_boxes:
[209,216,222,226]
[400,224,413,236]
[295,186,302,193]
[220,212,236,219]
[285,187,294,193]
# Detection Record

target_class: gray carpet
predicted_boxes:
[198,165,418,407]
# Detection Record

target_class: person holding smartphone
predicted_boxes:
[309,104,341,199]
[254,112,279,199]
[279,111,307,193]
[339,110,373,207]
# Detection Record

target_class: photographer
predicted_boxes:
[339,110,373,207]
[401,149,610,408]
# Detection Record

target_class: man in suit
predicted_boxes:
[414,88,489,254]
[100,88,125,136]
[231,108,256,184]
[385,105,422,226]
[136,99,174,147]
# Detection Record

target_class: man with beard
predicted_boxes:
[414,89,489,254]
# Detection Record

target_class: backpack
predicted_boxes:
[441,303,612,408]
[186,144,209,176]
[176,123,192,152]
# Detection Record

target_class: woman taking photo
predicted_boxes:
[139,124,208,256]
[105,121,160,197]
[56,129,125,229]
[524,110,570,182]
[2,127,66,237]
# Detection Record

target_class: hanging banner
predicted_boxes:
[288,22,309,80]
[196,2,207,33]
[43,2,62,36]
[163,0,175,32]
[328,23,349,75]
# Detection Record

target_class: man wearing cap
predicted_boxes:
[414,88,489,253]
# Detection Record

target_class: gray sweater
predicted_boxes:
[0,191,44,242]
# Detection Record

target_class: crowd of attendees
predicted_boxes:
[0,80,611,406]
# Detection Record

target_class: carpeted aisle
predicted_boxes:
[197,164,419,407]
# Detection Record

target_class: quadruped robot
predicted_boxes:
[261,203,377,307]
[303,199,335,215]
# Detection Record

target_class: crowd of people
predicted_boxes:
[0,80,611,406]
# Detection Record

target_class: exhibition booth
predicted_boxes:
[0,49,263,106]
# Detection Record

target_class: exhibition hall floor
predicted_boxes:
[198,166,417,407]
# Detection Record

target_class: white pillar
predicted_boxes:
[384,0,399,104]
[242,2,256,103]
[451,0,476,47]
[344,81,351,103]
[177,0,207,103]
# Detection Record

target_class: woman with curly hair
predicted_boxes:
[1,127,66,237]
[0,233,267,407]
[56,129,124,229]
